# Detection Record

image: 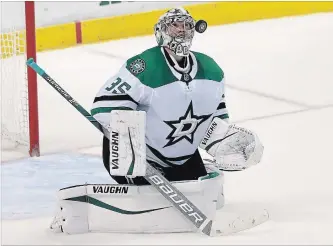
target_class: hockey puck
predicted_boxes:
[195,20,207,33]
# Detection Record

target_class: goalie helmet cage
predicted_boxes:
[1,1,40,157]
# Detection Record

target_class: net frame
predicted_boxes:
[25,1,39,157]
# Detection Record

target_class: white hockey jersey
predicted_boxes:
[91,46,228,167]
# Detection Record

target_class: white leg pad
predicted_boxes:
[50,172,223,234]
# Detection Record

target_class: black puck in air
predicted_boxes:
[195,20,207,33]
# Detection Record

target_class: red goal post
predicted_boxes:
[25,1,40,156]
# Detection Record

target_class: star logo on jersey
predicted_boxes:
[163,101,212,147]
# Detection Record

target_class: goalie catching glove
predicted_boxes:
[200,118,264,171]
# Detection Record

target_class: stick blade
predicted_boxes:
[214,209,269,236]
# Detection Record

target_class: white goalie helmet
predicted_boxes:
[154,7,195,57]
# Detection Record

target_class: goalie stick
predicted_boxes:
[26,58,269,236]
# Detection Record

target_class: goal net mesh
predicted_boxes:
[1,2,30,150]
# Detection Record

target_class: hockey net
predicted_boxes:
[1,1,39,158]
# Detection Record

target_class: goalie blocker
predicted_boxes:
[108,110,147,178]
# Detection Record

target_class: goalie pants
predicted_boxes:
[102,136,207,185]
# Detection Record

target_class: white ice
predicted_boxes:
[1,13,333,244]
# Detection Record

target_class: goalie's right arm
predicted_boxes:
[200,117,264,171]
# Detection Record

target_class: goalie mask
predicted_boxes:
[154,7,195,57]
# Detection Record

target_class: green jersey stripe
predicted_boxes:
[216,114,229,120]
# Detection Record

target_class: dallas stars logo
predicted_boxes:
[163,101,212,147]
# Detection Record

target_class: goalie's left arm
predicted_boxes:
[200,117,264,171]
